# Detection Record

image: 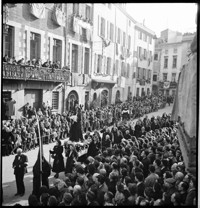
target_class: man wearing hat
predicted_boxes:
[163,177,177,205]
[12,148,28,196]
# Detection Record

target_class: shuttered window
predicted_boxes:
[52,92,59,110]
[110,23,114,41]
[100,17,105,37]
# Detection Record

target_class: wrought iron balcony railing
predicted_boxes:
[3,62,71,83]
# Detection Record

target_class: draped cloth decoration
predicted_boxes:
[163,81,170,89]
[30,4,45,19]
[52,6,65,26]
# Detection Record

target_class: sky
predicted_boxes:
[126,3,198,37]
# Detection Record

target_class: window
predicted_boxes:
[164,56,168,68]
[115,59,119,75]
[106,57,111,75]
[84,48,89,74]
[149,51,152,61]
[97,54,102,73]
[2,91,11,102]
[144,49,147,60]
[149,36,152,44]
[86,5,91,20]
[163,73,168,81]
[73,4,79,14]
[138,47,142,58]
[100,17,105,37]
[171,73,176,82]
[108,3,111,9]
[138,31,142,40]
[172,55,177,68]
[153,75,157,81]
[173,48,177,53]
[30,32,41,60]
[107,21,110,40]
[165,49,168,54]
[121,62,125,76]
[117,28,121,44]
[136,88,139,96]
[3,26,14,57]
[110,23,114,41]
[143,33,147,42]
[81,28,87,42]
[123,32,126,47]
[71,44,78,73]
[53,39,62,66]
[127,64,130,78]
[129,20,131,27]
[52,91,59,110]
[143,68,146,79]
[128,35,131,49]
[154,53,158,61]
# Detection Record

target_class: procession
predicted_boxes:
[2,3,197,207]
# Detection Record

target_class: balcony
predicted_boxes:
[3,63,71,83]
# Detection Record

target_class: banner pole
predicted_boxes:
[35,110,43,188]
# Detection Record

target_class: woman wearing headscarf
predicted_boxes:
[49,140,65,178]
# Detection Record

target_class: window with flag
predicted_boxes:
[123,32,126,47]
[100,17,105,37]
[164,56,168,68]
[97,54,102,73]
[106,57,111,75]
[84,48,89,74]
[148,70,151,81]
[53,38,62,66]
[30,32,41,60]
[117,28,121,44]
[71,44,78,73]
[172,55,177,68]
[163,73,168,81]
[52,91,59,110]
[73,3,79,15]
[3,25,14,58]
[171,73,176,82]
[110,23,114,41]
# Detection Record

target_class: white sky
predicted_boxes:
[126,3,198,37]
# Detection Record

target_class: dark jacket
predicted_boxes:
[50,145,65,173]
[12,154,28,175]
[65,149,78,174]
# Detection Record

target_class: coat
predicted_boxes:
[87,140,100,158]
[50,145,65,173]
[65,149,78,174]
[12,154,28,175]
[32,156,51,198]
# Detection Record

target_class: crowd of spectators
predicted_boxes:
[3,54,69,71]
[2,94,170,157]
[12,112,196,206]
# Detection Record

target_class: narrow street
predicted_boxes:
[2,105,172,206]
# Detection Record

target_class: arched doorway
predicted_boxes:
[115,90,121,104]
[66,90,79,112]
[101,89,109,107]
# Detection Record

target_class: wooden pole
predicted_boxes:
[35,110,43,188]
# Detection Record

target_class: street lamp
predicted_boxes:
[3,4,9,34]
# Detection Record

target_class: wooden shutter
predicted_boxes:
[52,91,59,110]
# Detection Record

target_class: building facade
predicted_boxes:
[134,23,155,97]
[3,3,157,119]
[3,3,70,118]
[154,29,194,96]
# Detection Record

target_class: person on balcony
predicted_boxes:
[31,59,37,67]
[3,54,9,62]
[12,57,17,65]
[35,58,42,68]
[42,60,52,68]
[17,58,25,65]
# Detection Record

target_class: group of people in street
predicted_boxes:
[11,110,196,206]
[2,94,171,157]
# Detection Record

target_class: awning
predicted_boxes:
[92,79,116,84]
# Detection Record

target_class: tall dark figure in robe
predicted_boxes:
[32,151,51,199]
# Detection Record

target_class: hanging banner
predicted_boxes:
[30,4,45,19]
[164,81,170,89]
[52,6,65,26]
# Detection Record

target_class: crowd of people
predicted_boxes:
[3,54,69,71]
[11,111,196,206]
[2,94,173,157]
